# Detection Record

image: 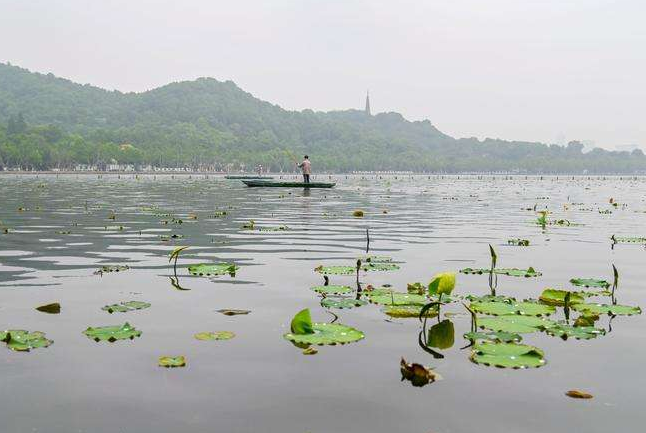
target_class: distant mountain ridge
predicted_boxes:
[0,62,644,173]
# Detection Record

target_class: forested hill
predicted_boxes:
[0,62,644,173]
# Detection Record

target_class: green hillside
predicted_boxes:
[0,62,643,173]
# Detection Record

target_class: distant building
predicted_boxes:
[365,90,371,115]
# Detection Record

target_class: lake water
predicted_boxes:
[0,174,644,433]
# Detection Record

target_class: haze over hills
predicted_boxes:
[0,62,644,173]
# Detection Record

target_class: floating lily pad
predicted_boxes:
[407,282,425,294]
[478,315,554,333]
[569,278,610,289]
[311,285,352,295]
[365,291,427,306]
[470,342,546,369]
[314,265,356,275]
[463,331,522,343]
[83,322,142,342]
[159,356,186,368]
[611,235,646,244]
[358,255,392,263]
[102,301,151,314]
[382,304,438,318]
[1,330,53,352]
[97,265,129,273]
[539,289,586,306]
[284,323,364,346]
[464,294,516,303]
[571,303,641,316]
[507,238,530,246]
[545,323,606,340]
[321,297,367,309]
[470,301,555,317]
[194,331,235,341]
[257,225,288,232]
[362,262,400,272]
[36,303,60,314]
[566,390,593,399]
[460,267,541,277]
[217,309,250,316]
[188,263,238,277]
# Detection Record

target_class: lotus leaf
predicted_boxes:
[188,263,238,277]
[159,356,186,367]
[465,294,515,303]
[460,267,541,277]
[463,331,522,343]
[2,330,53,351]
[382,304,438,318]
[508,238,530,246]
[612,236,646,244]
[290,309,314,334]
[566,390,593,399]
[427,319,455,349]
[470,301,555,317]
[284,323,364,346]
[314,265,356,275]
[571,303,641,316]
[83,322,142,342]
[428,272,456,296]
[321,297,367,309]
[478,315,554,333]
[194,331,235,341]
[470,342,546,368]
[102,301,151,314]
[407,282,425,294]
[365,291,427,306]
[569,278,610,289]
[217,309,250,316]
[539,289,585,306]
[362,262,400,272]
[358,255,392,263]
[97,265,129,273]
[311,285,352,295]
[573,313,600,327]
[36,303,60,314]
[545,323,605,340]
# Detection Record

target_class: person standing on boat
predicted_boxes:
[298,155,311,183]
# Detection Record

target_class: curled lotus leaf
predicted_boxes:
[159,356,186,368]
[478,315,554,333]
[463,331,522,343]
[283,323,364,346]
[320,297,367,309]
[365,291,427,306]
[460,267,541,278]
[362,262,400,272]
[465,294,516,303]
[382,304,438,318]
[570,278,610,289]
[290,309,314,335]
[194,331,235,341]
[545,323,605,340]
[83,322,142,342]
[102,301,151,314]
[539,289,586,306]
[311,285,352,295]
[470,342,546,369]
[36,303,61,314]
[470,301,555,317]
[188,263,238,277]
[571,303,641,316]
[314,265,356,275]
[1,330,53,352]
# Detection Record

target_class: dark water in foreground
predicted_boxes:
[0,174,644,433]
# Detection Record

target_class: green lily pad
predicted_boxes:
[539,289,586,306]
[507,238,530,246]
[478,315,554,333]
[460,267,541,277]
[362,262,400,272]
[102,301,151,314]
[463,331,522,343]
[194,331,235,341]
[365,291,427,306]
[470,342,546,368]
[159,356,186,367]
[321,297,367,309]
[570,278,610,289]
[1,330,53,352]
[96,265,130,274]
[464,294,516,303]
[470,301,555,317]
[188,263,238,277]
[358,255,392,263]
[314,265,356,275]
[284,323,364,346]
[83,322,142,342]
[311,285,353,295]
[612,236,646,244]
[545,323,606,340]
[407,282,425,294]
[572,303,641,316]
[382,304,438,318]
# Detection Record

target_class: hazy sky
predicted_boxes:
[1,0,644,149]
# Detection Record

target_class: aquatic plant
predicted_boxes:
[169,245,189,277]
[83,322,142,342]
[35,303,60,314]
[283,308,364,346]
[159,356,186,368]
[400,358,440,387]
[194,331,235,341]
[188,263,238,277]
[101,301,151,314]
[1,330,53,352]
[470,342,546,369]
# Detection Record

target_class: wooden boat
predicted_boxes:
[224,175,274,180]
[242,180,336,188]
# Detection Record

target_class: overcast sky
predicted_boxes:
[1,0,644,149]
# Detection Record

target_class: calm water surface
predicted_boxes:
[0,174,644,433]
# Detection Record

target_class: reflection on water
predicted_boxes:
[0,174,645,433]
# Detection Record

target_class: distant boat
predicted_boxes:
[242,180,335,188]
[224,175,274,180]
